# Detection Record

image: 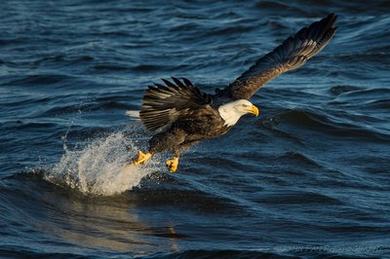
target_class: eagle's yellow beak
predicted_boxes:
[247,104,260,117]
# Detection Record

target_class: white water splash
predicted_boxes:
[45,131,160,196]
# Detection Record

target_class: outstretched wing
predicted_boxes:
[140,77,211,132]
[224,13,337,100]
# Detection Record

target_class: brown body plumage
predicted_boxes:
[131,14,337,172]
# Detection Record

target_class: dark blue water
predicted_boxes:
[1,0,390,258]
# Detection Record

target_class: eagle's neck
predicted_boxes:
[218,102,243,127]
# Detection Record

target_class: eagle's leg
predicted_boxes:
[165,140,199,173]
[166,151,180,173]
[132,150,152,165]
[146,129,186,173]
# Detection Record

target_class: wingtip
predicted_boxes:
[325,13,338,26]
[171,76,180,82]
[181,77,194,87]
[161,78,172,85]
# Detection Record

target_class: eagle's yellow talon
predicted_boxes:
[166,157,179,173]
[132,151,152,165]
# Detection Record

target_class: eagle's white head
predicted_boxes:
[218,99,260,126]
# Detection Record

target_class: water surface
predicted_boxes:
[1,0,389,258]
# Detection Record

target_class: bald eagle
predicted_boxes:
[130,14,337,172]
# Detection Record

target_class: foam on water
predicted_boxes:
[45,131,159,196]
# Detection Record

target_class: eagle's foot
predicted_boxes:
[132,151,152,165]
[166,157,179,173]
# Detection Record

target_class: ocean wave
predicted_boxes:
[150,249,298,258]
[254,190,342,205]
[276,108,390,141]
[5,74,76,86]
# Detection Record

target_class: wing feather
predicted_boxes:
[224,13,337,100]
[140,77,211,132]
